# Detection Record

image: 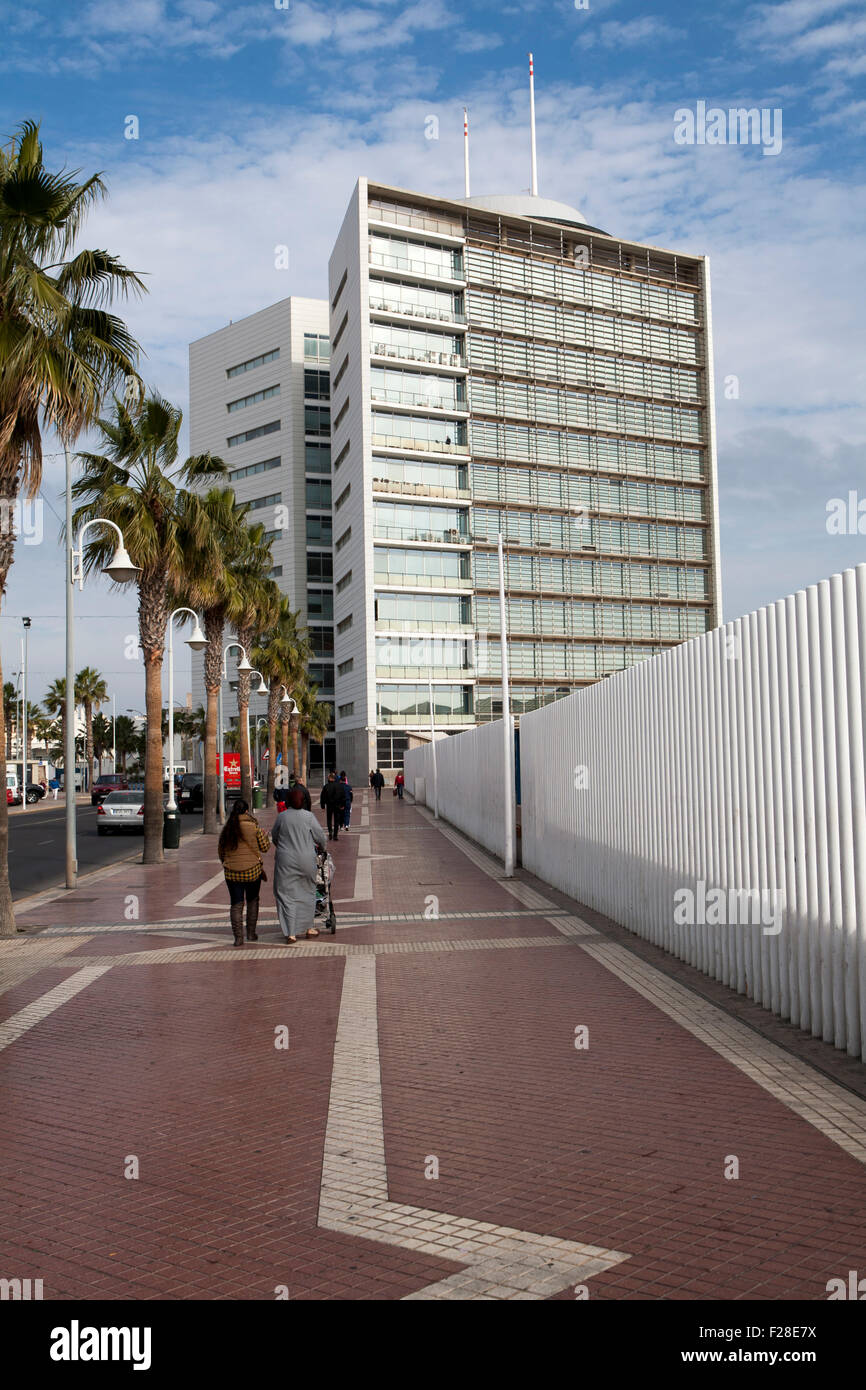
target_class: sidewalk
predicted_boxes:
[1,789,865,1300]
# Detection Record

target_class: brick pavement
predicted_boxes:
[1,789,865,1300]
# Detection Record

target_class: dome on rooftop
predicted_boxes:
[459,193,599,230]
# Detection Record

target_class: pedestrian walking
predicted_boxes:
[320,771,347,840]
[49,775,60,800]
[339,771,353,829]
[217,799,271,948]
[372,767,385,800]
[395,770,405,800]
[271,785,329,942]
[288,773,312,810]
[369,770,375,789]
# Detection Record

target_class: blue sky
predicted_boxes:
[1,0,864,713]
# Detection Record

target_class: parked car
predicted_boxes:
[6,776,46,806]
[91,773,129,806]
[178,772,203,813]
[96,789,145,834]
[23,781,46,804]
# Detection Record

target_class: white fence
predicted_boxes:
[406,564,866,1060]
[405,717,513,863]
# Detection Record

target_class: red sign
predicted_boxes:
[217,753,241,789]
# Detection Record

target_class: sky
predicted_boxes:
[0,0,864,718]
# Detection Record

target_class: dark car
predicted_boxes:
[91,773,129,807]
[23,781,46,804]
[178,773,203,813]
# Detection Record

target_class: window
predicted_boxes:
[335,526,351,552]
[331,270,347,310]
[305,442,331,473]
[304,333,330,360]
[309,662,334,694]
[269,565,283,578]
[226,348,279,379]
[333,397,349,430]
[338,702,355,718]
[227,384,279,413]
[227,420,280,447]
[334,440,350,470]
[228,455,280,482]
[332,311,348,351]
[304,369,330,400]
[336,570,352,593]
[307,590,334,619]
[337,613,353,634]
[310,626,334,658]
[304,405,330,436]
[333,355,349,390]
[248,492,281,511]
[307,553,333,581]
[337,658,354,677]
[306,479,331,509]
[335,483,351,511]
[306,515,332,544]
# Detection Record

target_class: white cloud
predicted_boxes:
[580,16,684,50]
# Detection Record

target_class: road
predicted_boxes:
[8,799,204,900]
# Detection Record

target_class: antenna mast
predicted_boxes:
[528,52,539,196]
[463,107,470,197]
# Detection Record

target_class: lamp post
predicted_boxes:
[276,686,295,787]
[246,669,269,794]
[218,643,252,821]
[112,693,116,773]
[498,531,515,878]
[254,717,269,784]
[21,617,30,808]
[166,608,206,811]
[66,493,139,887]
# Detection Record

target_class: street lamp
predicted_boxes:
[65,509,140,888]
[166,608,206,812]
[276,686,295,787]
[254,717,269,784]
[245,669,269,795]
[218,643,252,821]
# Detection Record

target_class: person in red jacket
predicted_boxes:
[394,770,405,800]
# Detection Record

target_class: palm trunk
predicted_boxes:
[85,700,94,794]
[301,730,309,782]
[0,650,14,936]
[143,654,164,863]
[203,608,224,832]
[266,681,278,806]
[290,712,301,779]
[280,715,289,788]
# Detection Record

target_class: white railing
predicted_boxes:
[407,563,866,1060]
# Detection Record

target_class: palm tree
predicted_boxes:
[178,487,250,833]
[114,713,137,771]
[72,391,226,862]
[2,682,15,759]
[76,666,107,790]
[91,711,112,774]
[250,599,310,806]
[231,528,280,804]
[43,678,69,766]
[0,119,143,935]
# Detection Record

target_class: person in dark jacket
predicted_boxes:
[372,768,385,800]
[288,773,312,810]
[339,771,353,829]
[320,772,347,840]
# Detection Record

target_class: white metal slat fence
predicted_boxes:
[404,716,513,863]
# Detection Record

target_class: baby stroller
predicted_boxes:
[314,847,337,934]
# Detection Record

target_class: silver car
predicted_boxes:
[96,789,146,834]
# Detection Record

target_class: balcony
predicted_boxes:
[368,208,464,239]
[376,665,475,680]
[369,298,466,325]
[370,386,467,413]
[373,572,472,590]
[377,710,475,725]
[375,619,475,633]
[370,433,469,455]
[371,477,471,501]
[369,249,464,284]
[370,342,465,370]
[373,524,470,545]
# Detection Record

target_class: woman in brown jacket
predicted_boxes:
[217,799,272,947]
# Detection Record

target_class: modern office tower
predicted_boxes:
[188,296,336,774]
[328,178,721,785]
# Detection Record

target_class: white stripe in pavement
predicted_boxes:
[0,966,112,1052]
[175,868,226,909]
[318,955,630,1300]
